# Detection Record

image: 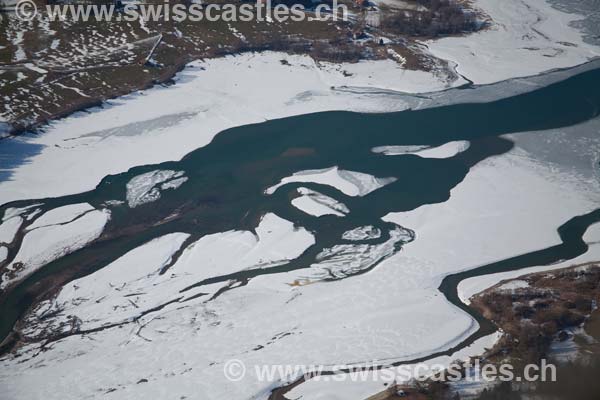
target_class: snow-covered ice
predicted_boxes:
[426,0,600,84]
[342,225,382,241]
[2,130,598,400]
[308,226,413,281]
[286,331,502,400]
[291,187,349,217]
[0,209,110,290]
[0,216,22,244]
[126,170,186,208]
[384,146,599,278]
[266,166,396,197]
[27,203,94,230]
[372,140,470,158]
[20,213,314,334]
[0,246,7,263]
[2,204,42,221]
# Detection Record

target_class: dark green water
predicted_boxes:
[1,67,600,359]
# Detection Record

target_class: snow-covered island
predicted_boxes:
[1,0,600,399]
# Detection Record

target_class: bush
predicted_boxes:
[381,0,477,37]
[574,296,593,312]
[514,305,535,319]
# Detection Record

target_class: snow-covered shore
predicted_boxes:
[0,53,447,205]
[426,0,600,83]
[458,235,600,305]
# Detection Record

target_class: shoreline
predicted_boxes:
[453,262,600,399]
[1,0,598,137]
[4,51,600,140]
